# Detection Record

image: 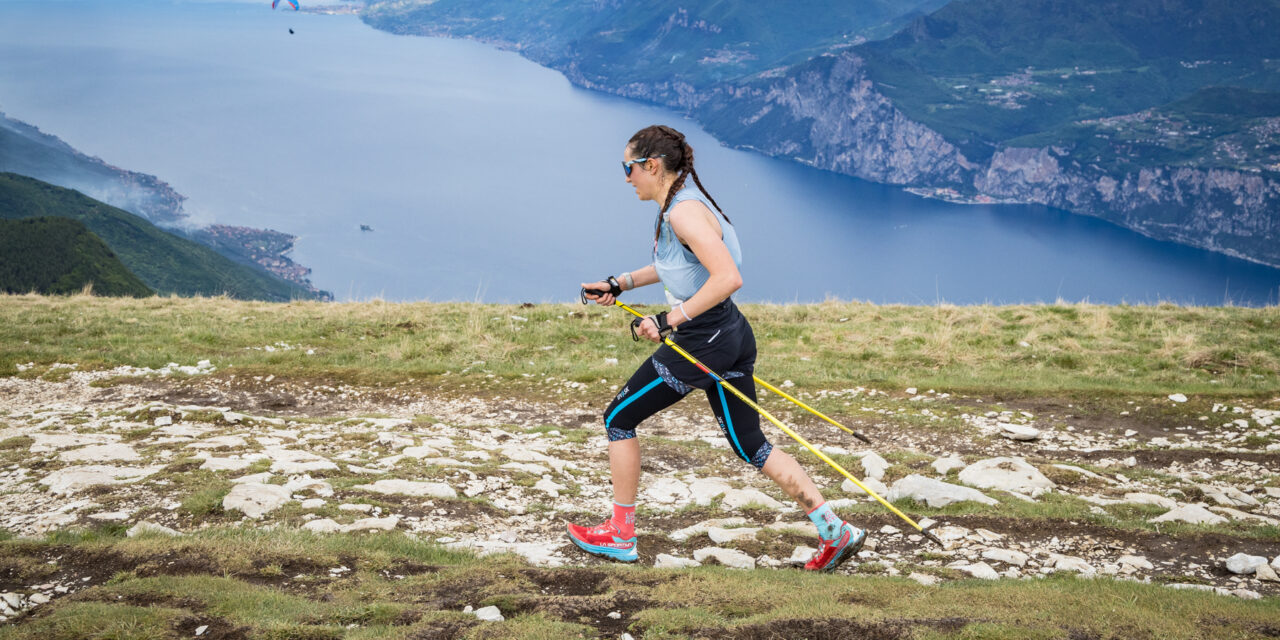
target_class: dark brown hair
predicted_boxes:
[627,125,729,239]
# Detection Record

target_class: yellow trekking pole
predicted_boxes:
[582,291,941,547]
[600,297,872,443]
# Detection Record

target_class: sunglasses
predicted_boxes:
[622,154,665,177]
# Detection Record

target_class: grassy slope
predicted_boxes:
[0,217,153,297]
[1,295,1276,396]
[0,173,320,301]
[1,295,1277,639]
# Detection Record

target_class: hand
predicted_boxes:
[636,316,663,342]
[580,281,616,306]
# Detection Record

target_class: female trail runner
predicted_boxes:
[571,124,867,572]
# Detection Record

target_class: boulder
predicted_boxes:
[958,458,1054,494]
[223,483,292,519]
[887,475,998,508]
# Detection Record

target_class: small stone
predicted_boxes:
[931,456,964,475]
[707,527,761,544]
[303,519,342,533]
[1168,394,1188,403]
[998,423,1041,441]
[1255,563,1279,582]
[195,625,208,636]
[1052,555,1096,575]
[607,611,622,619]
[28,594,50,605]
[860,452,889,480]
[955,562,999,580]
[1118,555,1154,570]
[154,416,173,427]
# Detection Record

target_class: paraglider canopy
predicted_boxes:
[272,0,299,9]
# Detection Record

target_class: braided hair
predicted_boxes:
[627,125,729,240]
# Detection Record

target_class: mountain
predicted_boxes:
[0,173,325,301]
[0,112,186,226]
[0,217,153,297]
[362,0,1280,270]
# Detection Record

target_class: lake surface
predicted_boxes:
[2,0,1278,305]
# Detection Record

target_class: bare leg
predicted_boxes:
[760,449,824,511]
[609,438,641,505]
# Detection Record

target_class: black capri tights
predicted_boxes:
[602,356,774,469]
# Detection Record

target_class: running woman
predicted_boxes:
[570,124,866,571]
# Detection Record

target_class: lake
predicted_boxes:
[1,0,1277,305]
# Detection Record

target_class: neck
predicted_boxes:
[656,172,679,206]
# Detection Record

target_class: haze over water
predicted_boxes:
[2,0,1277,305]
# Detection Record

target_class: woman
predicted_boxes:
[571,124,866,572]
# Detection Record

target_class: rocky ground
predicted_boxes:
[0,363,1278,626]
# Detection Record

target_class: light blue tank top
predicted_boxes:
[653,182,742,303]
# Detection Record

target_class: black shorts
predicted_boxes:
[602,299,773,469]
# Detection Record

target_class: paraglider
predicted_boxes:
[272,0,299,9]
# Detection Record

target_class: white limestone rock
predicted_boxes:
[842,477,889,499]
[1255,563,1279,582]
[654,554,701,569]
[670,518,748,542]
[954,562,1000,580]
[1123,493,1178,510]
[998,423,1041,441]
[200,457,253,472]
[1150,504,1229,525]
[267,448,338,474]
[42,465,162,495]
[707,527,761,544]
[644,478,691,504]
[534,478,567,498]
[982,548,1029,567]
[473,605,505,622]
[1225,553,1268,575]
[1198,484,1261,508]
[931,456,965,475]
[127,521,181,537]
[285,474,334,497]
[908,572,941,586]
[303,518,342,533]
[1051,555,1096,575]
[353,479,456,499]
[860,452,889,480]
[958,458,1055,494]
[887,475,998,508]
[693,547,755,570]
[690,478,732,506]
[343,516,400,532]
[788,546,817,566]
[223,482,292,519]
[720,488,784,510]
[58,443,140,463]
[1118,555,1154,570]
[186,436,248,451]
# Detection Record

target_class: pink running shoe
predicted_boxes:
[804,522,866,572]
[566,520,638,562]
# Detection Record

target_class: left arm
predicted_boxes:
[636,200,740,340]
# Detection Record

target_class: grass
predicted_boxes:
[1,526,1277,639]
[0,294,1277,398]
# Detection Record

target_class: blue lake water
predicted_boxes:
[1,0,1278,305]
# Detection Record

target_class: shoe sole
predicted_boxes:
[567,532,638,563]
[820,529,867,573]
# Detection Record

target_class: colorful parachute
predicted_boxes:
[272,0,299,9]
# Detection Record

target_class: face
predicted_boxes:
[622,146,662,202]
